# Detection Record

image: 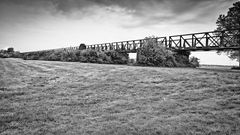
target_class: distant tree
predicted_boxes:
[216,1,240,63]
[79,43,86,50]
[7,47,14,53]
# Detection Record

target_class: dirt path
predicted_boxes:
[0,58,240,135]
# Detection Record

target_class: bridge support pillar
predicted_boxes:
[174,50,191,65]
[175,50,191,59]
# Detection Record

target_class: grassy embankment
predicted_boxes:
[0,58,240,134]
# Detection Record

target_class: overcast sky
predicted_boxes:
[0,0,239,65]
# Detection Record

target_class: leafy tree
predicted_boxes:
[136,36,197,67]
[216,1,240,63]
[137,36,171,66]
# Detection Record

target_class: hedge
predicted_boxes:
[22,49,128,64]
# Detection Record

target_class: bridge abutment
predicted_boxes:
[175,50,191,59]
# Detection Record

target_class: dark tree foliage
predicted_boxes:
[137,37,176,67]
[21,49,128,64]
[137,37,199,67]
[79,43,86,50]
[216,1,240,62]
[0,48,22,58]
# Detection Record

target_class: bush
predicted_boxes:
[0,53,9,58]
[77,50,128,64]
[189,57,200,67]
[60,51,78,62]
[79,50,98,63]
[0,50,22,58]
[20,48,128,65]
[22,52,39,60]
[105,50,128,64]
[47,51,62,61]
[97,52,112,64]
[137,36,197,67]
[137,37,177,67]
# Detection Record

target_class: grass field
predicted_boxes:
[0,58,240,135]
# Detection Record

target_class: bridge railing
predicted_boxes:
[22,46,80,54]
[168,29,240,50]
[86,28,239,52]
[86,37,167,52]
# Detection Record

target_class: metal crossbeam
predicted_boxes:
[168,29,240,51]
[86,37,167,53]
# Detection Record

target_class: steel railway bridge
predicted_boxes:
[22,29,240,65]
[86,29,240,52]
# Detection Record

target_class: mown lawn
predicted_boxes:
[0,58,240,135]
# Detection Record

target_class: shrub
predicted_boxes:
[137,36,197,67]
[97,52,112,64]
[88,50,99,63]
[79,50,98,63]
[105,50,128,64]
[0,50,22,58]
[189,57,200,67]
[23,52,39,60]
[165,55,177,67]
[13,51,23,58]
[58,51,78,62]
[137,37,177,67]
[77,49,127,64]
[0,53,9,58]
[47,51,62,61]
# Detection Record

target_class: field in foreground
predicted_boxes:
[0,58,240,135]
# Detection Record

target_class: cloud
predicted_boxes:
[0,0,238,28]
[0,0,238,52]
